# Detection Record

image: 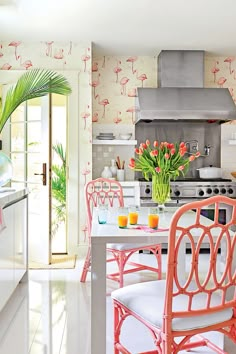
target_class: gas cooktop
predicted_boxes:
[138,177,232,182]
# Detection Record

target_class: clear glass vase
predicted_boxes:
[152,173,170,211]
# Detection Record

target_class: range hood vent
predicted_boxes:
[136,50,236,123]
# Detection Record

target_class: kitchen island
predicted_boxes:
[0,187,28,312]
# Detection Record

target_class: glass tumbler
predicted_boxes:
[117,207,128,228]
[128,206,139,225]
[97,205,108,224]
[148,207,159,229]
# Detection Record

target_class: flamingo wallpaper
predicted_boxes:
[1,41,236,251]
[0,40,92,252]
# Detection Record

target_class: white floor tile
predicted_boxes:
[0,254,234,353]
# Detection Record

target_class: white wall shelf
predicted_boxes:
[229,140,236,145]
[92,139,137,145]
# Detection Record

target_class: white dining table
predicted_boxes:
[90,206,218,354]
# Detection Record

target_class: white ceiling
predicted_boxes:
[1,0,236,56]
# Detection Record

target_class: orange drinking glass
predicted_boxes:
[128,206,139,225]
[118,207,128,228]
[148,207,159,229]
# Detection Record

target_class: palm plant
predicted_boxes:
[51,143,67,236]
[0,68,72,132]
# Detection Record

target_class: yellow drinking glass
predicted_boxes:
[118,207,128,228]
[148,207,159,229]
[128,206,139,225]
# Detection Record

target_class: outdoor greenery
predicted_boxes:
[51,143,67,236]
[0,69,71,133]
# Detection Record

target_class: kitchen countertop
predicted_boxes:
[0,187,28,208]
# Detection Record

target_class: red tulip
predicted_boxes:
[195,151,201,157]
[164,153,170,159]
[189,155,195,161]
[146,139,150,146]
[155,167,161,173]
[153,140,158,147]
[170,148,175,155]
[150,150,158,157]
[179,142,185,148]
[178,165,185,171]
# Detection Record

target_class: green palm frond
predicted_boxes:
[0,69,72,132]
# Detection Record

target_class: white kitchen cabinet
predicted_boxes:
[120,182,140,206]
[0,192,28,312]
[0,205,14,312]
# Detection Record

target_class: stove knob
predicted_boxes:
[199,190,204,197]
[206,188,212,194]
[174,190,180,197]
[221,188,226,194]
[214,188,219,194]
[228,188,234,195]
[145,187,151,194]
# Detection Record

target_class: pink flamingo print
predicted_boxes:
[92,62,98,72]
[113,60,122,83]
[126,106,138,124]
[229,88,236,102]
[126,56,137,74]
[134,70,147,87]
[68,41,72,55]
[95,95,109,118]
[217,77,227,88]
[92,112,99,122]
[120,77,129,95]
[54,49,64,59]
[81,225,88,242]
[224,56,235,74]
[8,41,21,60]
[0,52,3,58]
[82,162,91,185]
[128,88,137,97]
[81,48,90,72]
[45,41,54,56]
[17,56,33,69]
[113,111,122,124]
[231,69,236,80]
[211,61,219,83]
[90,73,100,99]
[81,105,90,129]
[1,63,12,70]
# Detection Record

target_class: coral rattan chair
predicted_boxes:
[80,178,162,287]
[112,195,236,353]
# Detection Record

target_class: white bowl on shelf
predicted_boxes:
[119,133,132,140]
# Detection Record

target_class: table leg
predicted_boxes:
[91,242,106,354]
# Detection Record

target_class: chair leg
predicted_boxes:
[80,245,91,282]
[157,247,162,280]
[118,252,126,288]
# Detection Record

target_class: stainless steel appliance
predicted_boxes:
[140,178,236,222]
[136,50,236,124]
[140,178,236,204]
[139,177,236,251]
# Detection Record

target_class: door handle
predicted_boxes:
[34,163,47,185]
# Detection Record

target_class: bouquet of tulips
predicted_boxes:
[129,140,200,181]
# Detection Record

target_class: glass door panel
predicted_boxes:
[51,94,67,254]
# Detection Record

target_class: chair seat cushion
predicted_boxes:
[111,280,233,331]
[107,243,158,251]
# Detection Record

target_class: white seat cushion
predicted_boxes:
[107,243,158,251]
[111,280,233,331]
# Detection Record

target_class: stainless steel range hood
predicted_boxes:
[136,50,236,123]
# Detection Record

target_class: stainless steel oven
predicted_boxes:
[139,178,236,251]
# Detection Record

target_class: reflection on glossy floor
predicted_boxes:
[0,254,235,354]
